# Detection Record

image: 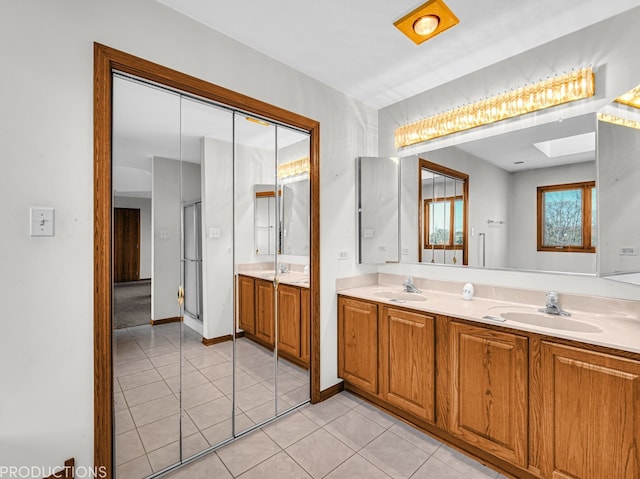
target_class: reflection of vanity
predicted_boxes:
[238,271,310,369]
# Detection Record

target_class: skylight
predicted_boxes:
[533,132,595,158]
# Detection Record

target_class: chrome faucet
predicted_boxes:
[403,277,422,293]
[539,291,571,316]
[278,263,289,274]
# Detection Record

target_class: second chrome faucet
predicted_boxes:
[403,277,422,293]
[539,291,571,316]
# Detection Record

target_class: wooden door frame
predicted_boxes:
[94,43,321,474]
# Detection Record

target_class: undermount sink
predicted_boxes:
[488,306,602,333]
[374,291,426,302]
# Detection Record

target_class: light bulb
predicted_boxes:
[413,15,440,36]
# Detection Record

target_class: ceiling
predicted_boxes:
[155,0,640,109]
[455,114,596,172]
[112,76,309,197]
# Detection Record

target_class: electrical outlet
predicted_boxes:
[337,250,348,260]
[619,247,639,256]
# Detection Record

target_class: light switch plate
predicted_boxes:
[30,207,54,237]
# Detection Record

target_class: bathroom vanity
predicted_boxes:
[338,277,640,479]
[239,271,310,369]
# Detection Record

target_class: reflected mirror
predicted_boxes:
[357,156,400,263]
[111,74,312,478]
[418,160,468,265]
[598,85,640,285]
[397,113,598,273]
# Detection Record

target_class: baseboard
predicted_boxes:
[319,381,344,401]
[202,334,233,346]
[150,316,182,326]
[43,458,74,479]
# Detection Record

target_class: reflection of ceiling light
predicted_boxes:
[533,132,595,158]
[246,116,270,127]
[413,15,440,36]
[278,157,309,179]
[394,0,459,45]
[395,67,595,148]
[598,113,640,131]
[615,85,640,109]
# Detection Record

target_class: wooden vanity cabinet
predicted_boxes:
[277,284,302,358]
[337,294,640,479]
[254,278,275,345]
[237,275,255,334]
[338,296,379,394]
[448,322,528,467]
[237,274,310,368]
[540,342,640,479]
[379,306,436,422]
[300,288,310,365]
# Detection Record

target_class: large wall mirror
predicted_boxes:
[401,113,597,274]
[358,80,640,282]
[95,44,320,478]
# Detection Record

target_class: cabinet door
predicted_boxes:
[379,306,435,422]
[300,288,310,366]
[237,275,255,334]
[541,342,640,479]
[338,297,378,394]
[277,284,301,358]
[450,322,528,466]
[255,279,275,346]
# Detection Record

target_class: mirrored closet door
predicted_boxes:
[111,73,311,478]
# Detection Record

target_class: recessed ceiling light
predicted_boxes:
[413,15,440,36]
[394,0,459,45]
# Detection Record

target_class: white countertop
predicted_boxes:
[338,284,640,355]
[240,270,310,288]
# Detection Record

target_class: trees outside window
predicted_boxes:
[537,181,596,253]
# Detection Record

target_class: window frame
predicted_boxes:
[423,194,465,250]
[536,181,596,253]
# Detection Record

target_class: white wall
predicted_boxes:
[113,196,152,279]
[378,7,640,301]
[508,161,596,273]
[0,0,377,470]
[201,138,234,340]
[151,157,182,321]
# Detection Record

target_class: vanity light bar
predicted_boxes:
[277,157,310,178]
[395,67,595,149]
[597,113,640,131]
[615,84,640,109]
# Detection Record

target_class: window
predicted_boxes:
[424,196,464,248]
[537,181,596,253]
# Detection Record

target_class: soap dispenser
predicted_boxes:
[462,283,474,301]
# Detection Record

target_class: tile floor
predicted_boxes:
[114,323,310,478]
[162,392,509,479]
[115,323,507,479]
